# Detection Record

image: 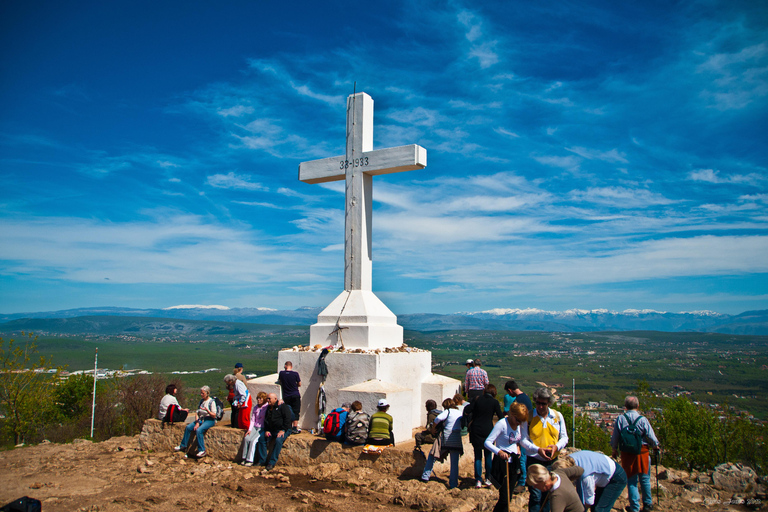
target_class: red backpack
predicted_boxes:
[323,410,343,437]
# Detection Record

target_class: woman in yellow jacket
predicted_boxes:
[520,387,569,512]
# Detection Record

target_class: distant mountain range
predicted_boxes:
[1,306,767,335]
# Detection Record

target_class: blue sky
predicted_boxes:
[1,1,767,315]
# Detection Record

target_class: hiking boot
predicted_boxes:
[265,464,275,471]
[513,485,526,494]
[642,506,654,512]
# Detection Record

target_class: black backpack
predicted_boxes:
[618,413,644,454]
[211,396,225,421]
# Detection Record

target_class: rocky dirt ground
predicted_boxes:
[0,435,766,512]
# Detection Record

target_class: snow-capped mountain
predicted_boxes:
[1,306,766,334]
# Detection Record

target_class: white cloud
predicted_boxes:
[425,235,768,289]
[206,172,267,191]
[494,127,520,138]
[387,107,442,127]
[0,215,322,285]
[290,84,343,106]
[697,42,768,110]
[565,146,628,164]
[457,9,499,68]
[217,105,254,117]
[688,168,765,185]
[569,187,676,207]
[533,155,580,169]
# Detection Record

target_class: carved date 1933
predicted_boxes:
[340,157,369,170]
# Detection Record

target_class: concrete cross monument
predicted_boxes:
[299,92,426,350]
[249,92,459,445]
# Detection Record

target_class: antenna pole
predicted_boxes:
[90,348,98,438]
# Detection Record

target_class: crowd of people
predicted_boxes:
[158,358,660,512]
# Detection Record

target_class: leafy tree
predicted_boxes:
[54,373,93,420]
[655,395,721,471]
[0,332,60,445]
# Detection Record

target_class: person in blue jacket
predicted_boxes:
[324,403,350,442]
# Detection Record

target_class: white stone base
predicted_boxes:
[246,348,461,445]
[309,290,403,350]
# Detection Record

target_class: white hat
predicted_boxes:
[377,398,389,407]
[466,359,474,364]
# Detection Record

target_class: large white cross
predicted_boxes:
[299,92,427,291]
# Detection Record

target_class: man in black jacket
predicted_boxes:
[255,393,293,470]
[464,384,503,488]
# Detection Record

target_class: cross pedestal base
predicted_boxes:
[248,349,461,445]
[309,290,403,350]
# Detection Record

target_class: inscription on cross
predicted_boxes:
[299,92,427,291]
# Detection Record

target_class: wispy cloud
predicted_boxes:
[206,172,267,191]
[689,169,766,186]
[569,187,676,207]
[217,105,254,117]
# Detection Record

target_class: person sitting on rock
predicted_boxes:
[255,392,293,470]
[414,399,442,451]
[344,401,370,446]
[366,399,394,446]
[174,385,217,458]
[240,391,268,467]
[159,383,189,423]
[324,402,350,442]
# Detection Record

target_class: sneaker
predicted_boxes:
[475,480,483,488]
[642,506,654,512]
[484,479,492,487]
[244,462,253,467]
[174,446,182,452]
[294,427,302,434]
[420,477,430,483]
[196,451,206,458]
[265,464,275,471]
[513,485,526,494]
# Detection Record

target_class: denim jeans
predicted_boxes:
[474,443,492,482]
[626,460,652,512]
[180,418,215,453]
[257,429,291,466]
[526,456,553,512]
[518,452,527,486]
[422,449,461,489]
[595,464,627,512]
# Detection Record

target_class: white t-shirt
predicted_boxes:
[158,394,180,420]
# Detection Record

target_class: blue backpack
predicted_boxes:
[323,408,348,439]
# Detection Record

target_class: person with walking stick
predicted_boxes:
[484,402,529,512]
